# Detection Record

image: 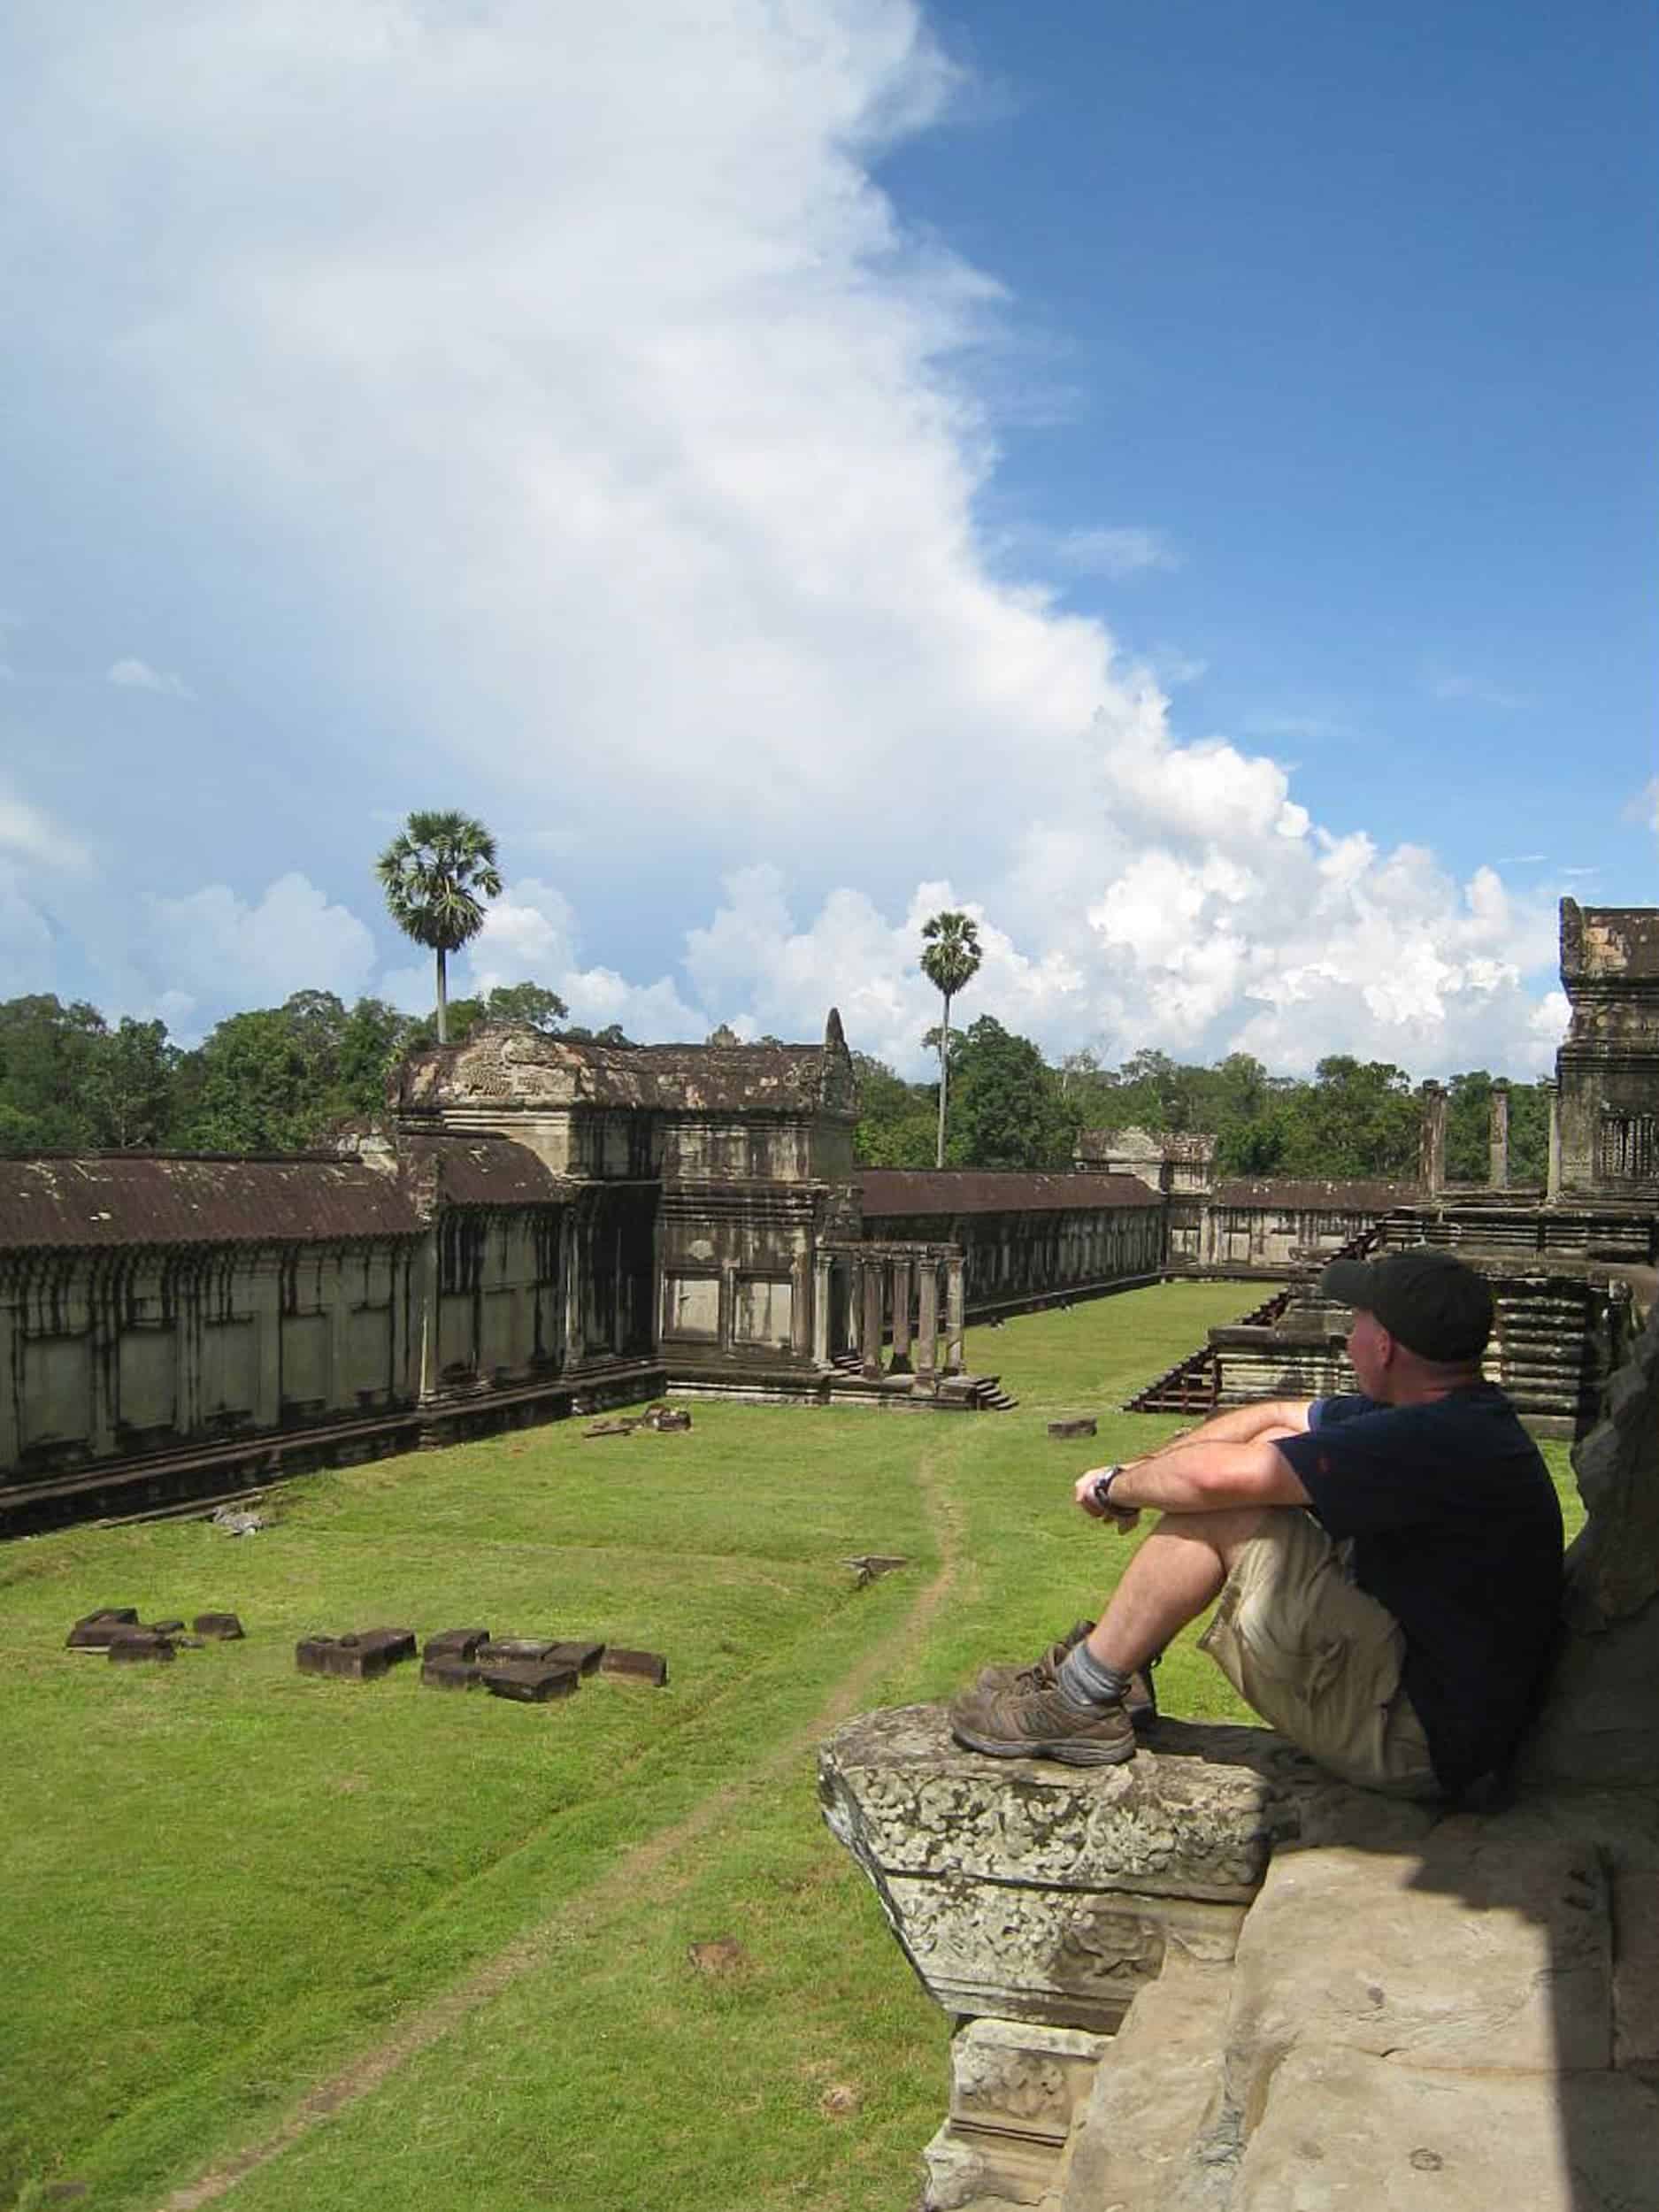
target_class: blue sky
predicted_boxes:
[1,0,1653,1079]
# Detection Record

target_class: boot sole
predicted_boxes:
[950,1720,1137,1767]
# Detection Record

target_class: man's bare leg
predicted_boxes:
[1086,1504,1281,1675]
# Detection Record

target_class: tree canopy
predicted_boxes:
[919,909,982,1169]
[374,810,503,1043]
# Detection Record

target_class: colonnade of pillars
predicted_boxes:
[814,1245,965,1381]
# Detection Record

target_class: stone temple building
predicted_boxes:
[2,899,1655,1526]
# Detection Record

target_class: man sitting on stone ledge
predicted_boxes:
[949,1248,1563,1801]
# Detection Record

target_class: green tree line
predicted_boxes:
[0,985,624,1156]
[0,989,1548,1182]
[856,1020,1550,1184]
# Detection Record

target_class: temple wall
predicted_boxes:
[0,1236,426,1478]
[658,1186,821,1367]
[859,1201,1164,1313]
[1199,1202,1394,1272]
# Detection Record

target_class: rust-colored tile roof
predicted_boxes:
[857,1169,1163,1215]
[399,1134,579,1206]
[1211,1179,1420,1210]
[0,1154,424,1251]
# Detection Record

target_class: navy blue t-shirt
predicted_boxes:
[1276,1386,1563,1793]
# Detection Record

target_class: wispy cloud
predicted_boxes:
[0,782,87,869]
[107,657,195,699]
[1494,853,1547,865]
[1241,710,1353,742]
[1623,777,1659,834]
[1425,672,1530,711]
[1051,526,1180,579]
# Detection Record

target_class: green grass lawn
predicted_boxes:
[0,1281,1584,2212]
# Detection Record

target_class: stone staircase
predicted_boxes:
[1125,1285,1293,1414]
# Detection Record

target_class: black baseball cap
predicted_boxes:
[1318,1248,1494,1363]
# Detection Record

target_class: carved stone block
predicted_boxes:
[107,1632,174,1663]
[549,1640,606,1676]
[886,1870,1246,2032]
[820,1705,1296,1901]
[421,1656,483,1691]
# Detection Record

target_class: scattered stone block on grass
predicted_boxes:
[584,1417,639,1438]
[599,1647,668,1686]
[482,1661,580,1704]
[192,1613,244,1640]
[549,1640,606,1676]
[1048,1417,1098,1439]
[66,1609,140,1649]
[296,1628,417,1681]
[842,1554,909,1587]
[421,1655,483,1692]
[477,1637,562,1665]
[108,1631,175,1664]
[151,1618,185,1635]
[424,1626,490,1663]
[640,1406,691,1432]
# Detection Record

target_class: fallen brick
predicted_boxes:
[549,1640,606,1676]
[600,1647,668,1686]
[192,1613,245,1640]
[482,1662,580,1704]
[424,1625,491,1662]
[1048,1417,1098,1439]
[67,1617,141,1650]
[296,1628,416,1681]
[108,1632,175,1664]
[421,1655,483,1691]
[476,1637,562,1665]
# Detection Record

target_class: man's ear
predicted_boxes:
[1373,1325,1398,1368]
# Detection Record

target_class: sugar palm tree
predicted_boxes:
[375,810,503,1044]
[919,910,982,1168]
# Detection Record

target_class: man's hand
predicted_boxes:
[1074,1467,1141,1532]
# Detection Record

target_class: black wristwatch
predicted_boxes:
[1089,1464,1125,1512]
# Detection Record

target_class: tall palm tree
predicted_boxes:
[919,910,982,1168]
[375,810,503,1044]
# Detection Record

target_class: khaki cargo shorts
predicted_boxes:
[1198,1509,1440,1799]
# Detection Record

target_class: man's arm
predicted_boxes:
[1137,1398,1314,1453]
[1076,1432,1314,1520]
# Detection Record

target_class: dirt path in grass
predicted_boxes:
[157,1440,964,2211]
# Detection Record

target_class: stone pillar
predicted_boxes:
[945,1255,965,1375]
[791,1250,813,1361]
[916,1260,940,1382]
[923,2019,1110,2212]
[417,1226,443,1402]
[1543,1078,1562,1204]
[861,1257,884,1380]
[889,1256,912,1374]
[561,1208,582,1371]
[1417,1079,1448,1196]
[0,1293,19,1472]
[1488,1080,1510,1189]
[812,1253,833,1366]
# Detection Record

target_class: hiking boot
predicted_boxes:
[975,1621,1159,1731]
[949,1678,1136,1768]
